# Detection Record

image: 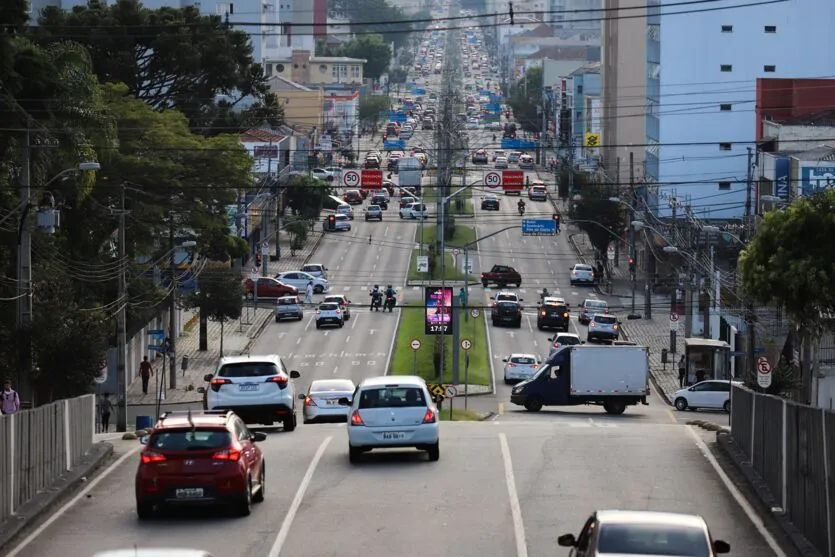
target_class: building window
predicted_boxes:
[720,103,732,111]
[351,66,360,78]
[764,65,776,72]
[266,63,273,75]
[718,181,731,190]
[764,25,777,33]
[577,85,583,94]
[720,64,732,72]
[721,25,733,32]
[276,63,284,73]
[719,143,732,151]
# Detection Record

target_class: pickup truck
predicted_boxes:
[481,265,522,288]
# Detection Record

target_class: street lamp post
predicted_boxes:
[609,197,642,319]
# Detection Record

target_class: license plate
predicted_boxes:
[175,488,203,499]
[326,399,340,406]
[382,432,406,440]
[239,384,259,391]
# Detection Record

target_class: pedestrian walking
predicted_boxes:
[678,355,687,387]
[304,281,314,305]
[1,379,20,414]
[100,393,114,432]
[458,287,468,309]
[140,355,153,395]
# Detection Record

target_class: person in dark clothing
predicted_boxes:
[100,393,114,432]
[140,356,153,395]
[678,355,687,387]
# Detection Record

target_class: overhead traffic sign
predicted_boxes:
[521,219,557,236]
[460,339,472,351]
[484,171,502,188]
[502,170,524,193]
[342,170,361,188]
[757,357,772,388]
[410,338,422,351]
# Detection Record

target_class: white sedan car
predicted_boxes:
[673,379,740,413]
[502,353,540,384]
[342,375,439,463]
[300,378,356,424]
[275,271,330,294]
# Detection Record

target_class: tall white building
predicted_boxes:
[648,0,835,219]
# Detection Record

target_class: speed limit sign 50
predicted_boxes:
[343,170,360,188]
[484,171,502,189]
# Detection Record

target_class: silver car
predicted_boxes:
[300,379,356,423]
[570,263,595,286]
[275,295,303,322]
[587,314,620,343]
[503,353,540,384]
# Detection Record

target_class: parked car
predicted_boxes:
[673,380,741,413]
[275,271,329,293]
[245,277,297,300]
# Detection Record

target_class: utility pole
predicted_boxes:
[116,186,128,431]
[17,130,33,406]
[744,146,753,222]
[629,152,636,317]
[670,200,678,354]
[261,207,269,277]
[168,218,177,390]
[703,244,714,339]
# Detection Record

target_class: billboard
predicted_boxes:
[424,286,453,335]
[799,162,835,196]
[774,156,790,200]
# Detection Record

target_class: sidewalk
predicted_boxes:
[567,226,684,403]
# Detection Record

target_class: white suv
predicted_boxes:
[399,202,429,219]
[342,375,440,463]
[203,355,300,430]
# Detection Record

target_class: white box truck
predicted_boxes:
[509,345,650,415]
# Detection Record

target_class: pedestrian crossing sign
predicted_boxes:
[584,133,600,147]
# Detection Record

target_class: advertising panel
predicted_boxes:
[424,286,453,335]
[800,162,835,196]
[774,156,790,200]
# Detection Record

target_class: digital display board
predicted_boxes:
[424,286,453,335]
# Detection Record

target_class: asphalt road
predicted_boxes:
[6,421,779,557]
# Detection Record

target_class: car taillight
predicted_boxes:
[540,311,546,316]
[507,363,516,368]
[422,408,437,424]
[590,322,596,328]
[563,312,568,318]
[141,451,166,464]
[267,376,289,387]
[213,448,242,461]
[304,396,317,407]
[336,309,341,314]
[350,410,364,426]
[613,324,619,330]
[316,310,320,314]
[210,378,231,392]
[516,309,522,315]
[532,364,538,368]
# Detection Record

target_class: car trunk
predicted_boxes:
[312,391,352,408]
[358,407,426,427]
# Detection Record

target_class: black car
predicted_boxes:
[472,150,488,164]
[491,301,522,328]
[481,195,500,211]
[371,193,388,209]
[537,302,569,331]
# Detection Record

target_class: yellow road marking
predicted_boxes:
[498,402,505,414]
[667,408,678,424]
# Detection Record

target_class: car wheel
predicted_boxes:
[603,401,626,415]
[275,317,280,322]
[315,322,321,329]
[674,397,688,411]
[136,501,154,520]
[514,319,522,328]
[314,285,324,294]
[537,323,543,331]
[524,397,543,412]
[492,318,498,326]
[298,315,303,321]
[236,477,253,516]
[283,413,297,432]
[338,321,344,328]
[504,377,510,385]
[427,441,440,462]
[723,400,731,413]
[482,281,489,287]
[253,463,265,503]
[349,445,362,464]
[399,213,404,219]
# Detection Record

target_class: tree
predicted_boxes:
[340,35,392,80]
[388,68,408,84]
[284,217,310,256]
[358,95,391,127]
[36,0,281,134]
[507,65,543,133]
[284,175,332,219]
[341,0,411,50]
[571,179,626,261]
[184,267,243,357]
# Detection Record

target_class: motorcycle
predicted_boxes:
[384,294,397,312]
[370,292,383,311]
[518,204,525,216]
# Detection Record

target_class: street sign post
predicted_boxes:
[445,385,457,398]
[521,219,557,236]
[342,170,361,188]
[410,339,422,350]
[460,339,472,351]
[607,245,616,261]
[484,171,502,188]
[416,255,429,273]
[757,357,773,389]
[471,309,480,318]
[669,312,680,331]
[410,338,421,374]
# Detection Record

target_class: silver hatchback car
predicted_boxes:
[300,378,356,423]
[274,295,303,322]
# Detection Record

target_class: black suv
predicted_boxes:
[371,193,388,209]
[537,301,569,331]
[491,300,522,328]
[481,195,500,211]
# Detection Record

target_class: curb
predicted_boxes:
[479,411,497,421]
[716,432,821,557]
[0,442,114,552]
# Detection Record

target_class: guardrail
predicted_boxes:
[0,394,95,523]
[730,385,834,555]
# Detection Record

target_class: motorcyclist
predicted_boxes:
[370,285,383,309]
[518,198,525,214]
[540,287,549,302]
[385,284,396,298]
[384,284,397,311]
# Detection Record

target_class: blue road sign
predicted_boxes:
[521,219,557,236]
[149,345,165,353]
[412,88,426,95]
[148,329,165,336]
[384,139,407,150]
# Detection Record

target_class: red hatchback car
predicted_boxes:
[135,410,267,519]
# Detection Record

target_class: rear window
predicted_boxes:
[597,523,709,556]
[555,336,581,345]
[358,387,427,408]
[594,315,618,324]
[575,265,593,272]
[511,356,536,364]
[311,380,354,392]
[586,300,608,309]
[335,215,349,221]
[149,429,231,451]
[319,303,339,311]
[323,296,345,304]
[218,362,279,378]
[277,297,298,306]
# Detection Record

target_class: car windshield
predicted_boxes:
[311,380,354,392]
[358,387,427,408]
[218,362,279,378]
[511,356,536,365]
[594,315,618,324]
[149,429,231,451]
[587,301,608,310]
[596,523,710,557]
[319,304,339,311]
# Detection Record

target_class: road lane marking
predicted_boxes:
[352,314,358,329]
[498,402,505,414]
[296,337,301,345]
[345,336,350,344]
[304,316,313,332]
[5,444,142,557]
[667,409,677,423]
[267,436,333,557]
[333,366,339,375]
[684,427,787,557]
[499,433,529,557]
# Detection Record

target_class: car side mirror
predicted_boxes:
[203,373,214,382]
[688,387,695,391]
[338,397,351,406]
[557,534,576,547]
[581,341,586,344]
[290,370,301,379]
[139,435,150,445]
[252,431,268,442]
[298,393,306,400]
[196,387,206,394]
[547,337,554,342]
[502,359,508,362]
[519,299,524,302]
[713,540,730,554]
[489,296,495,300]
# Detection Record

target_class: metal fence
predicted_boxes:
[731,385,834,555]
[0,394,95,524]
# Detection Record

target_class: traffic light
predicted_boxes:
[628,256,636,274]
[327,214,336,231]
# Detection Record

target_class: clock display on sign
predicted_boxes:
[424,286,453,336]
